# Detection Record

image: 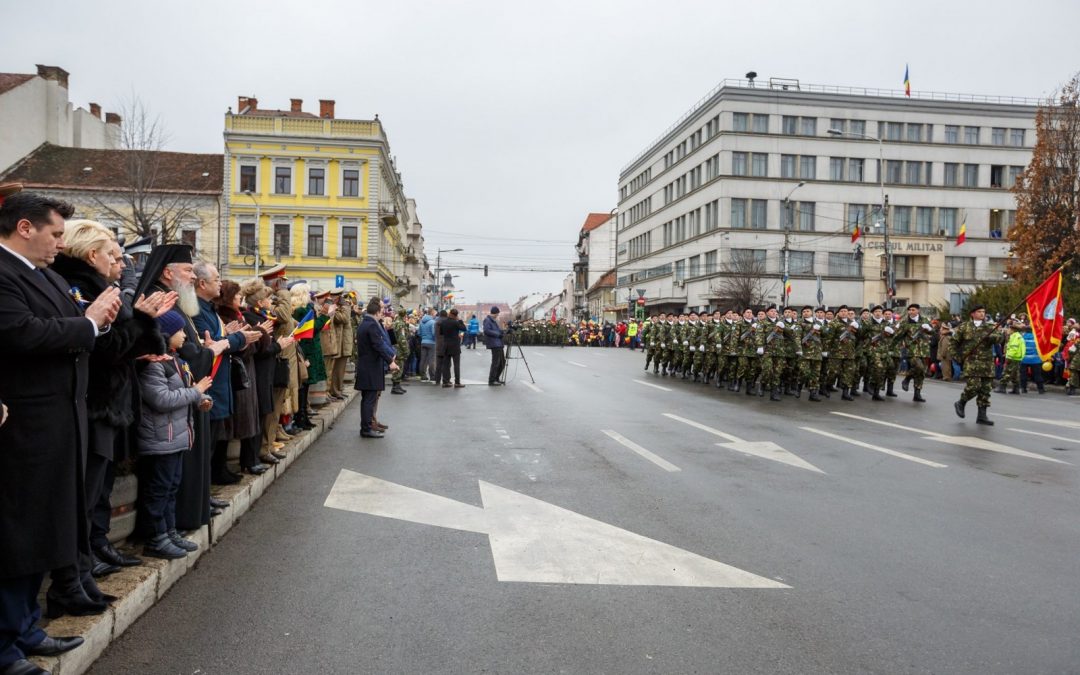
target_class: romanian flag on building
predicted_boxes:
[851,214,862,243]
[956,217,967,246]
[903,64,911,97]
[1025,267,1065,360]
[292,309,315,340]
[783,274,792,298]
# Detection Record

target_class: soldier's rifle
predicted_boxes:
[765,322,785,344]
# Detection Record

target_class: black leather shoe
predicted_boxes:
[209,497,230,508]
[210,507,224,517]
[95,542,141,568]
[211,471,241,486]
[243,464,268,475]
[0,658,50,674]
[25,635,84,657]
[44,590,106,619]
[360,430,385,438]
[258,454,280,465]
[90,553,120,578]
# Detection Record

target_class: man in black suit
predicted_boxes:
[354,296,399,438]
[0,190,122,675]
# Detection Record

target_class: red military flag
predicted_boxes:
[1025,268,1065,360]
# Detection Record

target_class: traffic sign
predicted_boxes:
[334,274,345,288]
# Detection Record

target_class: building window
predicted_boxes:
[181,229,198,251]
[1008,165,1024,188]
[308,168,325,196]
[674,259,685,282]
[945,256,975,280]
[989,209,1007,238]
[239,165,257,193]
[782,116,798,135]
[274,166,292,194]
[944,163,959,186]
[949,292,969,315]
[830,119,846,135]
[687,255,700,278]
[847,204,867,234]
[963,164,979,188]
[883,122,903,141]
[239,222,256,255]
[850,120,866,136]
[733,112,749,132]
[905,162,923,185]
[991,127,1006,145]
[939,208,959,237]
[988,257,1007,279]
[800,117,817,136]
[848,158,864,182]
[341,225,358,258]
[885,160,903,184]
[730,199,747,229]
[780,155,796,178]
[893,255,912,279]
[704,250,717,274]
[751,153,768,177]
[893,206,912,234]
[944,125,959,143]
[732,152,748,176]
[830,157,845,181]
[731,248,766,269]
[828,252,861,277]
[916,207,935,235]
[963,126,980,144]
[1010,128,1025,146]
[307,224,324,257]
[750,199,767,229]
[797,202,815,231]
[273,222,290,256]
[906,123,924,142]
[799,155,816,179]
[789,251,814,275]
[752,114,769,133]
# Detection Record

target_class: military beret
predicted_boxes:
[969,304,986,313]
[907,303,920,310]
[870,305,884,312]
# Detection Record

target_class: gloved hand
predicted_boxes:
[660,343,666,348]
[756,347,764,355]
[689,346,696,352]
[682,341,689,346]
[796,350,803,357]
[884,326,895,335]
[822,351,829,357]
[922,323,932,332]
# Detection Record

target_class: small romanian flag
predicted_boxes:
[851,214,862,244]
[293,309,315,339]
[783,275,792,297]
[903,64,911,97]
[956,218,966,246]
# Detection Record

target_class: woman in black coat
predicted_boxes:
[240,279,291,463]
[438,308,467,388]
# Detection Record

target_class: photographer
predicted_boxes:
[483,306,506,385]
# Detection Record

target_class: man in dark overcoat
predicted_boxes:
[354,296,398,438]
[0,190,122,674]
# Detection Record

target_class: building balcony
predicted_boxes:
[379,202,399,227]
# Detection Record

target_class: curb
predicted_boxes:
[33,393,357,675]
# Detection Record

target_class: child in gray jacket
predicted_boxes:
[137,310,213,559]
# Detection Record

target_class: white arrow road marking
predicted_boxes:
[663,413,824,473]
[567,361,588,368]
[324,470,787,588]
[801,427,947,469]
[602,430,681,472]
[633,379,672,392]
[831,412,1069,465]
[1007,428,1080,444]
[520,381,543,393]
[994,413,1080,430]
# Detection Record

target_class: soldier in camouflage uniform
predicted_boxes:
[781,307,801,395]
[720,310,741,390]
[759,305,787,401]
[952,305,1005,425]
[641,314,657,370]
[862,305,893,401]
[881,309,901,397]
[659,315,676,375]
[830,306,861,400]
[669,313,686,377]
[680,312,701,380]
[854,308,872,393]
[798,306,823,401]
[814,307,832,397]
[390,308,410,394]
[896,303,932,402]
[700,311,717,384]
[736,308,761,395]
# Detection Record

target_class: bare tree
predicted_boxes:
[94,96,213,245]
[713,254,774,309]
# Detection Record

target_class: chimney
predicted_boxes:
[237,96,248,112]
[105,112,122,125]
[319,99,335,119]
[89,103,101,119]
[290,98,303,113]
[248,97,258,111]
[35,64,70,89]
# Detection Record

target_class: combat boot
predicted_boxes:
[954,398,966,419]
[976,406,994,425]
[391,384,407,395]
[901,375,912,392]
[863,380,871,393]
[682,370,690,380]
[841,387,854,401]
[994,381,1006,394]
[913,388,926,402]
[1067,386,1076,396]
[872,387,885,402]
[850,386,861,397]
[716,377,725,389]
[808,390,822,402]
[730,380,739,392]
[1009,385,1019,394]
[757,382,765,397]
[886,381,898,397]
[769,388,782,402]
[819,385,830,399]
[692,373,699,383]
[792,385,801,400]
[745,380,755,396]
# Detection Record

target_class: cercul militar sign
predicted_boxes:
[864,240,945,252]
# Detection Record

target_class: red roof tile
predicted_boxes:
[0,73,34,96]
[581,212,613,234]
[587,269,615,293]
[1,144,223,194]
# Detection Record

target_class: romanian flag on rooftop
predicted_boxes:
[293,309,315,339]
[903,64,911,97]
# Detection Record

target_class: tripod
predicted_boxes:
[500,330,535,384]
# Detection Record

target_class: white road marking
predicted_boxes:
[324,470,787,588]
[602,430,681,472]
[663,413,824,473]
[995,413,1080,430]
[531,351,546,357]
[520,381,543,393]
[831,411,1068,465]
[1007,428,1080,444]
[567,361,588,368]
[633,379,672,392]
[801,427,947,469]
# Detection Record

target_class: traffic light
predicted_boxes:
[483,265,488,277]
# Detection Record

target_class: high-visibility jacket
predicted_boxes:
[1005,331,1025,361]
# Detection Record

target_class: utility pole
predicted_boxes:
[781,182,804,304]
[883,193,893,310]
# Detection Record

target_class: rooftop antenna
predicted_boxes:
[745,71,758,88]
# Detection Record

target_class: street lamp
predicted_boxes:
[781,181,805,302]
[434,247,463,309]
[827,128,892,308]
[242,190,261,276]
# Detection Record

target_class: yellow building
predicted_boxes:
[223,96,420,298]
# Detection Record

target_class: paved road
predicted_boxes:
[90,346,1080,674]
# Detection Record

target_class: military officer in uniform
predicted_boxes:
[720,309,741,390]
[952,304,1005,425]
[798,306,823,401]
[897,303,931,402]
[759,305,787,401]
[390,308,410,395]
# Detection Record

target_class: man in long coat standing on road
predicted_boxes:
[354,296,398,438]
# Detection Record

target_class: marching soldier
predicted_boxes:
[671,313,688,377]
[702,311,720,385]
[815,307,832,397]
[782,307,801,396]
[737,308,761,395]
[760,305,787,401]
[720,309,741,390]
[390,308,410,395]
[855,307,872,393]
[952,305,1005,425]
[642,313,659,371]
[831,306,861,400]
[896,303,931,402]
[798,306,823,402]
[882,308,901,397]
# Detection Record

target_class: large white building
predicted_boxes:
[615,77,1039,316]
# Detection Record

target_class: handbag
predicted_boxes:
[231,355,250,390]
[273,358,290,388]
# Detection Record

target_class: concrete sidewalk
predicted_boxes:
[32,393,357,675]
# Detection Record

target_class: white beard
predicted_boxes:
[174,281,200,317]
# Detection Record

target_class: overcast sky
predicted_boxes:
[6,0,1079,304]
